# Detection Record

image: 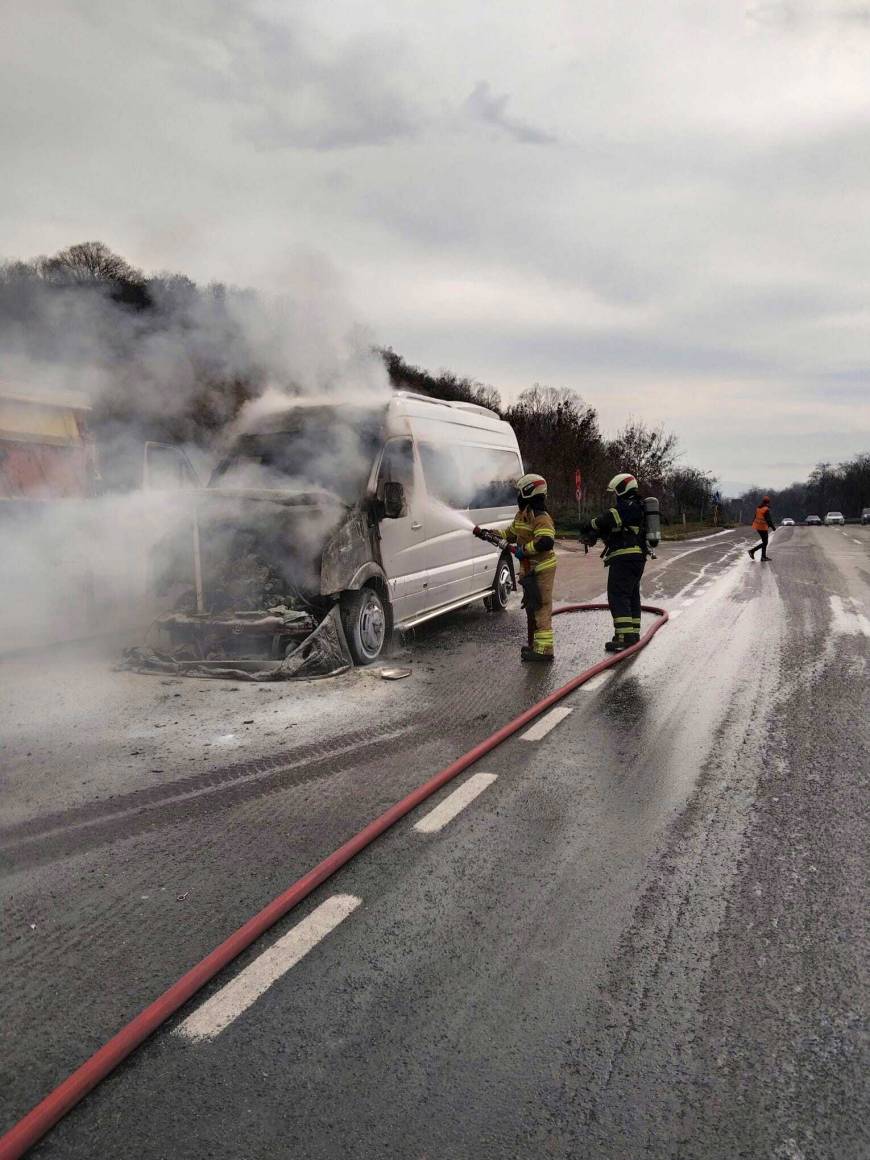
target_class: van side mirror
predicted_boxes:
[383,481,406,519]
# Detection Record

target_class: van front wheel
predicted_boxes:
[341,585,390,665]
[484,556,513,612]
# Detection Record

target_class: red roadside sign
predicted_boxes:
[575,468,582,503]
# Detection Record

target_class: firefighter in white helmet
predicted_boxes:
[580,472,647,652]
[503,473,557,662]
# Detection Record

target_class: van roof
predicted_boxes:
[242,391,509,436]
[391,390,500,420]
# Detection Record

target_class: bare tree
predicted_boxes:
[41,242,144,287]
[608,418,679,487]
[506,385,605,521]
[664,465,716,522]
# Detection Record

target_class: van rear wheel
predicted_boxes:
[341,585,390,665]
[484,556,513,612]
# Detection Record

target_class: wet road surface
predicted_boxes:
[1,526,868,1158]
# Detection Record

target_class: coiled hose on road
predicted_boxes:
[0,602,668,1159]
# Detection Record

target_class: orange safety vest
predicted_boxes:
[752,505,770,532]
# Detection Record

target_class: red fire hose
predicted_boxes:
[0,602,667,1159]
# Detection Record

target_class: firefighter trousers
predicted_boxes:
[525,566,556,655]
[606,555,645,640]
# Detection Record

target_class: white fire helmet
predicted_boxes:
[606,472,638,495]
[516,473,548,500]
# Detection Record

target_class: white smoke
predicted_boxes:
[0,249,391,652]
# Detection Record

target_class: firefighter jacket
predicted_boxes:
[505,505,557,575]
[752,504,775,532]
[589,493,646,565]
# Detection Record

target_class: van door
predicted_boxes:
[375,438,428,622]
[468,446,524,591]
[417,442,475,609]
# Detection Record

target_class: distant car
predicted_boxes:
[824,511,845,525]
[781,517,795,526]
[805,515,822,526]
[862,508,870,525]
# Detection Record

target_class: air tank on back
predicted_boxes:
[644,496,661,556]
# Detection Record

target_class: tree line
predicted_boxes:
[738,456,870,521]
[2,241,720,520]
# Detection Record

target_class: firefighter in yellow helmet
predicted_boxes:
[504,473,557,662]
[580,472,647,652]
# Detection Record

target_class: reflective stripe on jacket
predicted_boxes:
[505,507,557,574]
[591,498,646,564]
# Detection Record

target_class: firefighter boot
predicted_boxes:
[623,632,640,646]
[521,645,554,663]
[604,634,625,652]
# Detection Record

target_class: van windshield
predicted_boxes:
[210,406,384,504]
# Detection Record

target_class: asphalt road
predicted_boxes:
[1,526,868,1159]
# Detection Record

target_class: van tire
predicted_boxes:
[341,584,390,665]
[484,555,513,612]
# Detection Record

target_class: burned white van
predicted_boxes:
[142,393,523,677]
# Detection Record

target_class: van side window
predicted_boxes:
[463,447,522,508]
[418,443,462,508]
[419,443,521,509]
[377,438,415,502]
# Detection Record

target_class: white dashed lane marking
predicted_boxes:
[175,895,361,1042]
[581,670,614,691]
[413,773,498,833]
[520,706,574,741]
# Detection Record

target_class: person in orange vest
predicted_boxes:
[749,496,776,562]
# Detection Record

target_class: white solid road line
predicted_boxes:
[667,609,683,619]
[175,895,361,1042]
[413,772,498,834]
[520,706,574,741]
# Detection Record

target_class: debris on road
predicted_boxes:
[120,604,352,682]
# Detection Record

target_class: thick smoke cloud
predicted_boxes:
[0,248,390,651]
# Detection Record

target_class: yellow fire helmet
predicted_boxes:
[606,472,638,495]
[516,473,548,500]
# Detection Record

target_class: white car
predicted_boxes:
[824,511,845,525]
[781,517,795,526]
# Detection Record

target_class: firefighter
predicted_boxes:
[504,473,557,662]
[580,473,647,652]
[748,496,776,562]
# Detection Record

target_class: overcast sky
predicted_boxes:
[3,1,870,491]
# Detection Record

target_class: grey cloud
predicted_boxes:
[745,2,870,27]
[166,5,425,150]
[745,3,801,26]
[463,81,556,145]
[3,1,870,489]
